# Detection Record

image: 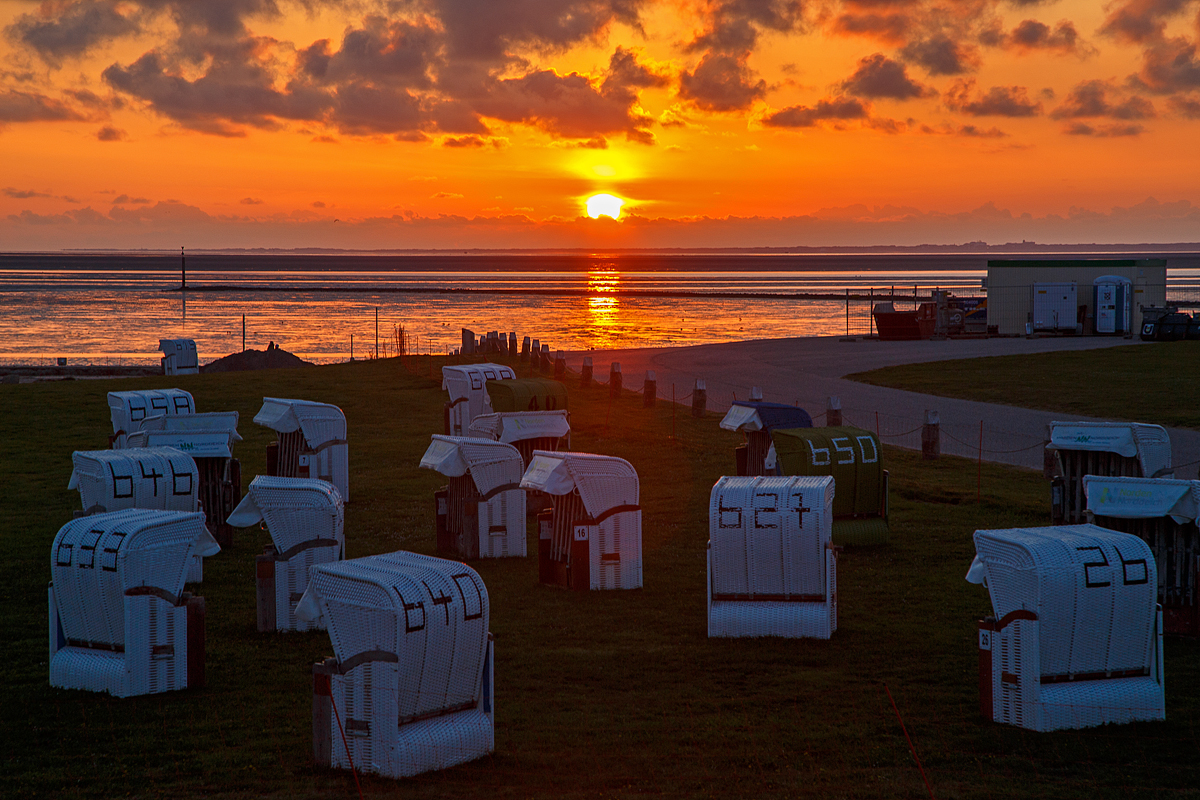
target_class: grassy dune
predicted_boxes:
[848,341,1200,430]
[2,356,1197,799]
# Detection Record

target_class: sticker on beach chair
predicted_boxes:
[574,525,589,541]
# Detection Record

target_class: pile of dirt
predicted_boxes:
[201,343,313,373]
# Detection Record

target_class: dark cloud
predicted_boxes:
[442,136,495,148]
[6,0,137,64]
[762,95,869,127]
[96,125,127,140]
[0,89,91,123]
[476,68,656,139]
[329,82,423,134]
[240,197,263,204]
[1062,121,1146,136]
[944,79,1042,116]
[4,187,53,199]
[830,12,910,44]
[296,17,438,90]
[679,53,767,111]
[1133,37,1200,93]
[1168,94,1200,117]
[840,53,932,100]
[434,0,642,62]
[112,195,151,204]
[1099,0,1192,44]
[1050,80,1156,119]
[956,124,1007,137]
[982,19,1094,55]
[900,34,980,76]
[686,0,806,54]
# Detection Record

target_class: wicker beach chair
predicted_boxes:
[467,410,570,468]
[1084,475,1200,635]
[1047,421,1173,524]
[107,389,194,448]
[158,338,199,375]
[254,398,349,502]
[229,476,345,632]
[69,447,206,581]
[967,524,1165,731]
[441,363,515,436]
[521,451,642,590]
[298,551,494,779]
[719,401,812,477]
[49,509,217,697]
[708,475,838,638]
[420,436,527,559]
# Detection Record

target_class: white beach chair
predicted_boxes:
[107,389,194,448]
[708,475,838,638]
[521,451,642,590]
[420,436,527,559]
[69,447,206,581]
[468,410,570,468]
[229,476,345,632]
[1047,421,1173,524]
[254,397,349,501]
[441,363,515,436]
[159,338,199,375]
[298,551,494,779]
[49,509,218,697]
[967,524,1165,731]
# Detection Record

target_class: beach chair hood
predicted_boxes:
[468,411,570,443]
[1084,475,1200,525]
[719,401,812,433]
[520,451,638,519]
[254,397,346,447]
[1049,421,1172,478]
[420,435,524,497]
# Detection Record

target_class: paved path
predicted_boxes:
[572,336,1200,474]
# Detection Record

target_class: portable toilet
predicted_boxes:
[49,509,217,696]
[442,363,516,436]
[254,398,349,502]
[521,451,642,590]
[69,447,207,581]
[1046,420,1172,524]
[298,551,493,779]
[126,420,242,549]
[1093,276,1133,335]
[159,339,199,375]
[108,389,194,448]
[768,426,889,545]
[468,410,571,468]
[228,476,344,633]
[708,475,838,639]
[486,378,568,413]
[1084,475,1200,635]
[420,435,527,559]
[967,524,1164,731]
[718,401,813,476]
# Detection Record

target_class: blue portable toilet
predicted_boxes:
[1093,275,1132,334]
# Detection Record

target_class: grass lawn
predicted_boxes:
[2,355,1197,799]
[847,341,1200,430]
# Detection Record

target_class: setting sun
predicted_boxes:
[586,194,624,220]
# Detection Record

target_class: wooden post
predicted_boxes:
[256,548,277,632]
[749,386,763,401]
[554,350,566,379]
[672,383,676,439]
[181,246,186,290]
[509,332,517,355]
[581,356,593,387]
[826,396,842,426]
[643,370,657,407]
[242,314,245,352]
[375,307,379,358]
[312,657,338,768]
[845,288,849,336]
[531,339,540,364]
[609,362,622,398]
[462,328,475,355]
[977,419,984,502]
[185,593,205,689]
[540,344,551,373]
[922,410,940,460]
[692,379,707,417]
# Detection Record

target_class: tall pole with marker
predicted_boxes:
[181,246,187,290]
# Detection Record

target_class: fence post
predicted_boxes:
[609,362,622,398]
[554,350,566,379]
[581,356,593,387]
[540,344,551,373]
[462,328,475,355]
[749,386,763,401]
[531,339,540,366]
[521,336,531,362]
[826,396,842,426]
[922,410,940,460]
[643,370,657,407]
[509,332,517,355]
[692,379,707,417]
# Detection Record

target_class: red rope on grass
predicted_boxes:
[884,683,935,800]
[329,691,365,800]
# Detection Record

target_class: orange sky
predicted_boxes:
[2,0,1200,249]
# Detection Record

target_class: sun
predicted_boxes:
[586,194,624,219]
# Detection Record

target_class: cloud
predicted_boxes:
[431,192,464,199]
[982,19,1095,56]
[295,17,438,90]
[679,52,767,111]
[476,67,657,139]
[442,135,498,148]
[1050,80,1156,119]
[1061,121,1146,136]
[830,12,911,44]
[4,187,53,199]
[0,90,92,123]
[921,122,1008,137]
[312,201,325,208]
[1099,0,1193,44]
[1132,36,1200,93]
[762,95,870,127]
[944,79,1042,116]
[96,125,127,141]
[900,35,980,76]
[1168,94,1200,117]
[685,0,806,55]
[840,53,933,100]
[112,195,151,204]
[5,0,138,64]
[240,197,263,204]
